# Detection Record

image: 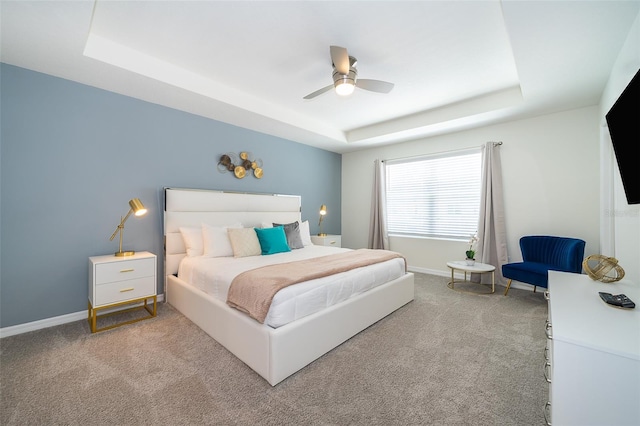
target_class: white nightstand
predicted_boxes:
[88,251,157,333]
[311,234,342,248]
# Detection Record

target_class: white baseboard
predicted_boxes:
[408,265,536,293]
[408,265,451,277]
[0,294,165,338]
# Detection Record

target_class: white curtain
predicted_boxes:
[369,159,389,249]
[474,142,508,284]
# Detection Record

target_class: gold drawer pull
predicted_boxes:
[330,241,336,245]
[120,269,135,273]
[120,287,135,293]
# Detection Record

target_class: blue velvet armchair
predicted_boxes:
[502,235,586,295]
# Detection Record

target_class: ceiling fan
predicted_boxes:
[303,46,394,100]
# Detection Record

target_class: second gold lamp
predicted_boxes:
[318,204,327,236]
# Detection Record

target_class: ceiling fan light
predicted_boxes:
[335,81,355,96]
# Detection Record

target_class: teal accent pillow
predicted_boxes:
[254,226,291,255]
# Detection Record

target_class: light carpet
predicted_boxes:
[1,273,548,425]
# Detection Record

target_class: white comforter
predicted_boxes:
[178,245,406,328]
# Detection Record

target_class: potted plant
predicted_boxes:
[466,234,478,265]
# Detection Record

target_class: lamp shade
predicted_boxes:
[319,204,327,216]
[129,198,147,216]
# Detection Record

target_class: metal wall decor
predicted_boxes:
[218,152,264,179]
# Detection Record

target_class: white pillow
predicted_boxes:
[227,227,261,257]
[261,222,273,229]
[179,227,203,257]
[299,220,313,247]
[202,222,242,257]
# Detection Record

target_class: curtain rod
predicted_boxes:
[380,141,502,163]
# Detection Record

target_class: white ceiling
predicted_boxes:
[2,1,639,153]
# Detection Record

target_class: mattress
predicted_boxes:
[178,245,406,328]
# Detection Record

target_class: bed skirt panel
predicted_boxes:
[167,274,272,381]
[167,272,415,385]
[268,272,415,385]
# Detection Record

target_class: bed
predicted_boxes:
[164,187,415,385]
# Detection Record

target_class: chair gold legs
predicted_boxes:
[504,279,513,296]
[503,280,545,296]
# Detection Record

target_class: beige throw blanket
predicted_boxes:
[227,249,406,324]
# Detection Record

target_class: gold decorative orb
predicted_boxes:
[583,255,625,283]
[234,166,246,179]
[254,168,263,179]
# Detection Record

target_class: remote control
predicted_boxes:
[599,292,636,309]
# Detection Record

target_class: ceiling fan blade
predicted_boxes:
[357,79,395,94]
[303,84,334,100]
[330,45,350,75]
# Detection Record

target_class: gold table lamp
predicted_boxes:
[109,198,147,256]
[318,204,327,236]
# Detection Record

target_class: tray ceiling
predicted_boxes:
[2,1,638,153]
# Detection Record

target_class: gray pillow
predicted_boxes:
[272,221,304,249]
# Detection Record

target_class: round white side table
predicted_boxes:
[446,260,495,294]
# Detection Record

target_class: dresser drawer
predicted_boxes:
[94,276,156,306]
[95,258,155,285]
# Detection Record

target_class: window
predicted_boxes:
[385,149,481,240]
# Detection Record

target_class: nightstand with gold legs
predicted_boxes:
[88,251,157,333]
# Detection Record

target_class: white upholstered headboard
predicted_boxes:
[163,188,302,278]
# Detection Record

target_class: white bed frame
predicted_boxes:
[164,188,415,386]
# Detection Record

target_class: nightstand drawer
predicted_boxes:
[311,234,342,247]
[95,258,155,285]
[94,276,156,306]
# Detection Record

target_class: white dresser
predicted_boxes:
[546,271,640,425]
[311,234,341,248]
[88,251,157,333]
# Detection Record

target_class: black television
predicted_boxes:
[605,67,640,205]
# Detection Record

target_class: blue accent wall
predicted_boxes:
[0,63,342,328]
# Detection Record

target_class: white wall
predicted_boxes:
[599,11,640,285]
[342,106,601,281]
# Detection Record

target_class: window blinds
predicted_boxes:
[385,149,481,240]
